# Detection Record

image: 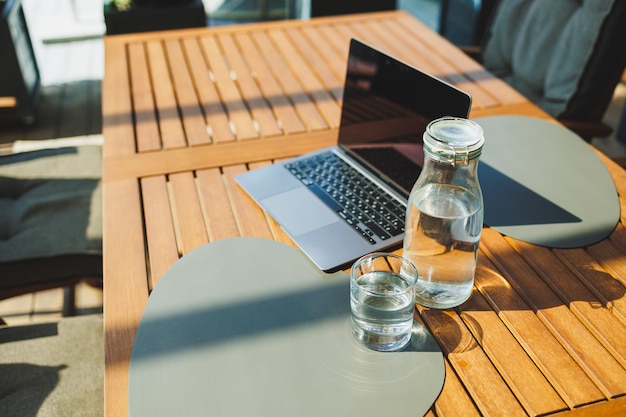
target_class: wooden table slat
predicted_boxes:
[128,43,162,152]
[511,239,626,369]
[233,32,307,135]
[475,248,605,407]
[164,39,212,146]
[146,41,187,149]
[270,29,341,127]
[140,176,180,288]
[253,30,329,131]
[315,23,356,64]
[419,306,528,416]
[555,247,626,327]
[297,26,346,101]
[217,34,283,138]
[433,361,483,417]
[168,171,210,255]
[201,36,260,140]
[182,37,235,143]
[195,167,242,241]
[459,290,568,415]
[554,395,626,417]
[482,230,626,399]
[103,39,136,157]
[587,236,626,291]
[103,179,150,417]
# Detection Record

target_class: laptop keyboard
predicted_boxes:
[285,151,406,244]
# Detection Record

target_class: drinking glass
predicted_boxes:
[350,253,418,351]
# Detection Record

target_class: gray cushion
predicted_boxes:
[482,0,625,119]
[0,315,104,417]
[0,146,102,291]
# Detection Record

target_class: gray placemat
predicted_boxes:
[476,115,619,248]
[129,238,444,417]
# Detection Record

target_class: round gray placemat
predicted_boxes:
[476,115,619,248]
[129,238,444,417]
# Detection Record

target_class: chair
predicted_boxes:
[0,0,41,124]
[469,0,626,141]
[0,146,102,317]
[439,0,498,46]
[0,314,104,417]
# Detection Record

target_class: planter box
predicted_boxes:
[310,0,396,17]
[104,0,206,35]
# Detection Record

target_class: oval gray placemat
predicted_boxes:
[129,237,444,417]
[476,115,619,248]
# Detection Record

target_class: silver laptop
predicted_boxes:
[236,39,471,272]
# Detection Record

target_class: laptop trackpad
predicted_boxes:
[262,187,338,237]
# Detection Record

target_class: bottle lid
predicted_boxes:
[423,117,485,165]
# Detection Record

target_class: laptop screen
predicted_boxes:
[338,39,472,195]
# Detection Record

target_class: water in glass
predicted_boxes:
[351,270,415,351]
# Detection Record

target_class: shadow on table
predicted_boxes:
[125,249,626,363]
[130,280,349,362]
[421,251,626,355]
[131,277,442,364]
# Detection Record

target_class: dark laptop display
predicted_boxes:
[339,40,472,195]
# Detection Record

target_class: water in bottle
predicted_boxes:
[403,117,485,309]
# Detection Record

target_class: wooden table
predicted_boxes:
[102,10,626,417]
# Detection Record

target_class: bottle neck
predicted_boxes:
[418,151,481,188]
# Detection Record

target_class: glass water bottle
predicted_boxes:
[402,117,485,309]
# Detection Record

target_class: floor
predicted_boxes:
[0,0,624,325]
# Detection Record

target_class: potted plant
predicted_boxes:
[104,0,206,35]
